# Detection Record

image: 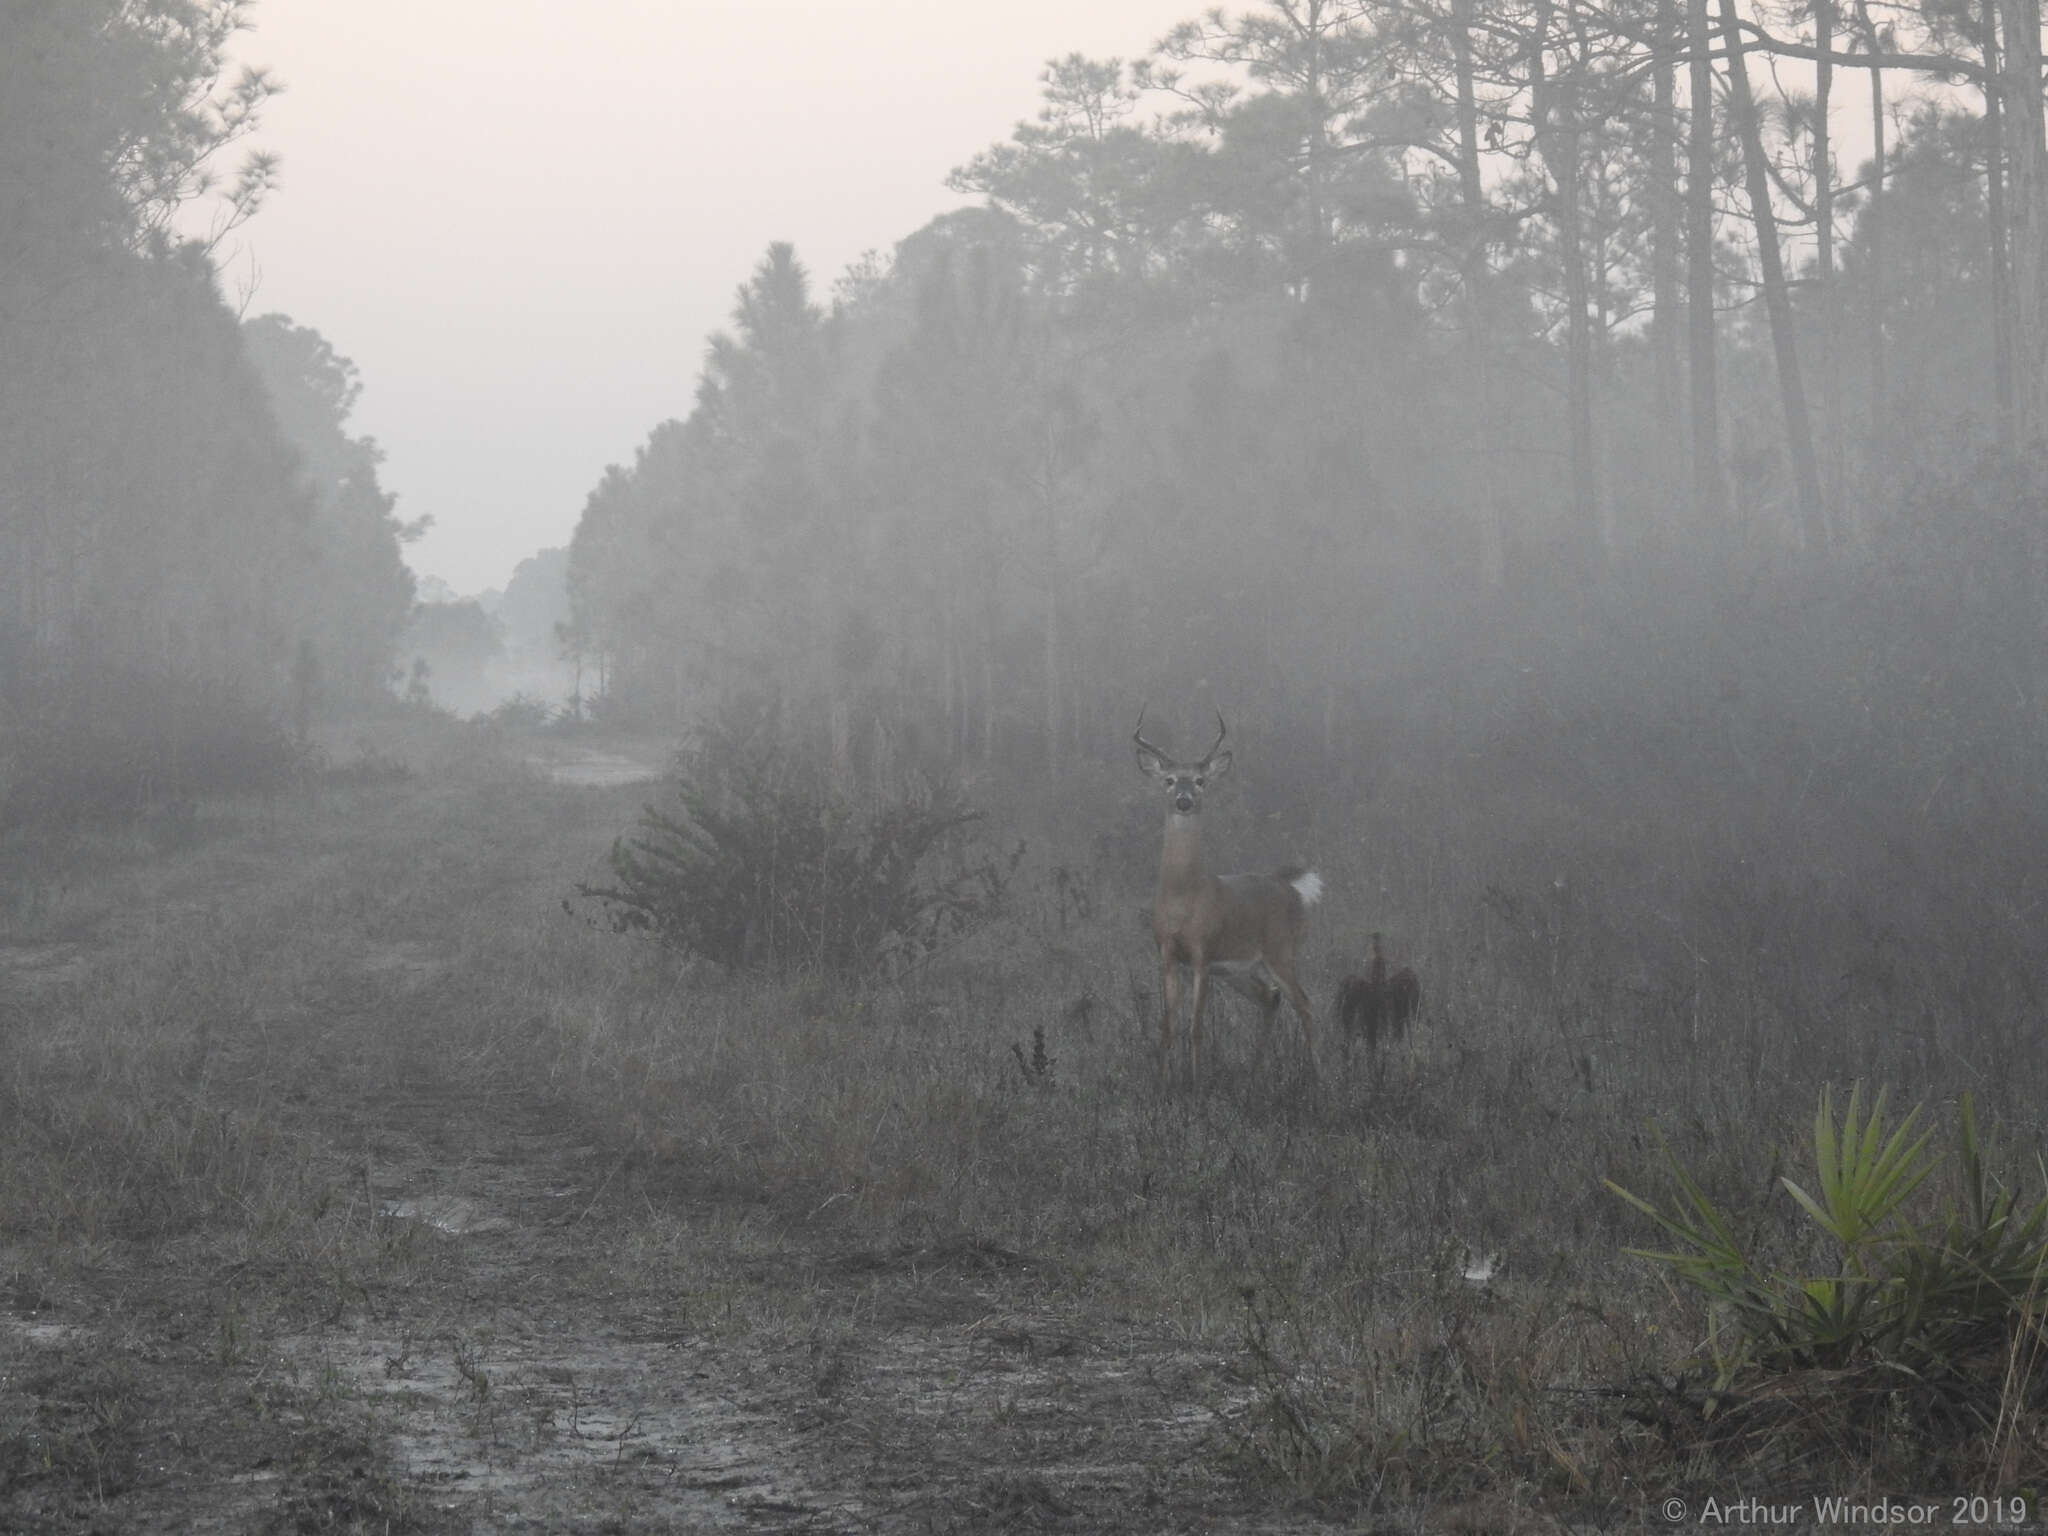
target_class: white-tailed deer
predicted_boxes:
[1133,711,1322,1080]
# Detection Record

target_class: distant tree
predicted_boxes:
[0,0,277,265]
[400,599,503,712]
[564,443,690,718]
[868,232,1038,763]
[0,0,307,707]
[553,0,2048,795]
[947,54,1207,308]
[564,244,870,750]
[693,243,843,725]
[1836,108,1997,429]
[241,314,419,705]
[1140,0,1413,306]
[0,240,310,691]
[496,547,572,660]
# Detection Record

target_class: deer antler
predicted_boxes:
[1133,707,1168,762]
[1201,710,1227,767]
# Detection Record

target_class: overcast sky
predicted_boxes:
[223,0,1196,595]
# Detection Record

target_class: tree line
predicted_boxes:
[565,0,2048,793]
[0,0,416,745]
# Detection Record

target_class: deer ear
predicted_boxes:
[1135,745,1169,778]
[1205,749,1233,778]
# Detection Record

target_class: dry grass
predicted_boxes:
[1,710,2043,1529]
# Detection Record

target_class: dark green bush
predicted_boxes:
[477,692,556,731]
[575,704,1015,974]
[1610,1085,2048,1471]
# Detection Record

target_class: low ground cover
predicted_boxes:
[1,713,2041,1531]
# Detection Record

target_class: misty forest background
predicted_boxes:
[5,0,2048,1082]
[12,3,2048,1515]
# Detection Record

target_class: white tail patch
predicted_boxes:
[1290,871,1324,905]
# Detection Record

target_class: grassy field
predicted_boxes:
[1,713,2043,1532]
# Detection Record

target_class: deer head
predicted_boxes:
[1132,709,1232,816]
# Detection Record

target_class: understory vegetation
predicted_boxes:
[2,707,2043,1527]
[574,701,1016,975]
[1614,1087,2048,1491]
[0,644,314,833]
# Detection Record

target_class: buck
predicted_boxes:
[1133,711,1322,1080]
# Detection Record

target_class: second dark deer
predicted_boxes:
[1334,932,1420,1054]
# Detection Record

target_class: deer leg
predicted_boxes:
[1159,955,1182,1079]
[1258,984,1284,1071]
[1246,965,1283,1049]
[1189,961,1212,1084]
[1275,965,1317,1073]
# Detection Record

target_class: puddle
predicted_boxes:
[359,939,443,986]
[285,1329,848,1528]
[380,1196,514,1236]
[4,1318,90,1348]
[525,749,664,789]
[0,943,89,995]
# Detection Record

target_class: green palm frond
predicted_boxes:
[1778,1083,1934,1257]
[1612,1087,2048,1383]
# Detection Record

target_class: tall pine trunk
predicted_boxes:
[1859,0,1889,450]
[1998,0,2045,445]
[1720,0,1827,547]
[1651,0,1683,440]
[1532,0,1598,549]
[1042,495,1063,777]
[1451,0,1488,329]
[1687,0,1724,518]
[1997,0,2048,622]
[1815,0,1843,520]
[1451,0,1501,569]
[1985,0,2014,449]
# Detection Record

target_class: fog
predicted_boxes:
[10,2,2048,1520]
[8,0,2046,963]
[206,0,1201,595]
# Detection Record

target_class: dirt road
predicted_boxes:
[0,746,1312,1533]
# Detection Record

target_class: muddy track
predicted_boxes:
[280,1082,1265,1532]
[1,760,1310,1533]
[287,1087,850,1531]
[4,1060,1268,1533]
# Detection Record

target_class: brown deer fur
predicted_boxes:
[1134,712,1322,1081]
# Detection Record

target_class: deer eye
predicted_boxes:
[1193,776,1206,788]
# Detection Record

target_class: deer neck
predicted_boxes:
[1157,812,1212,896]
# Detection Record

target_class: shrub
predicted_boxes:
[575,705,1016,975]
[478,692,555,731]
[0,648,308,831]
[1610,1085,2048,1468]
